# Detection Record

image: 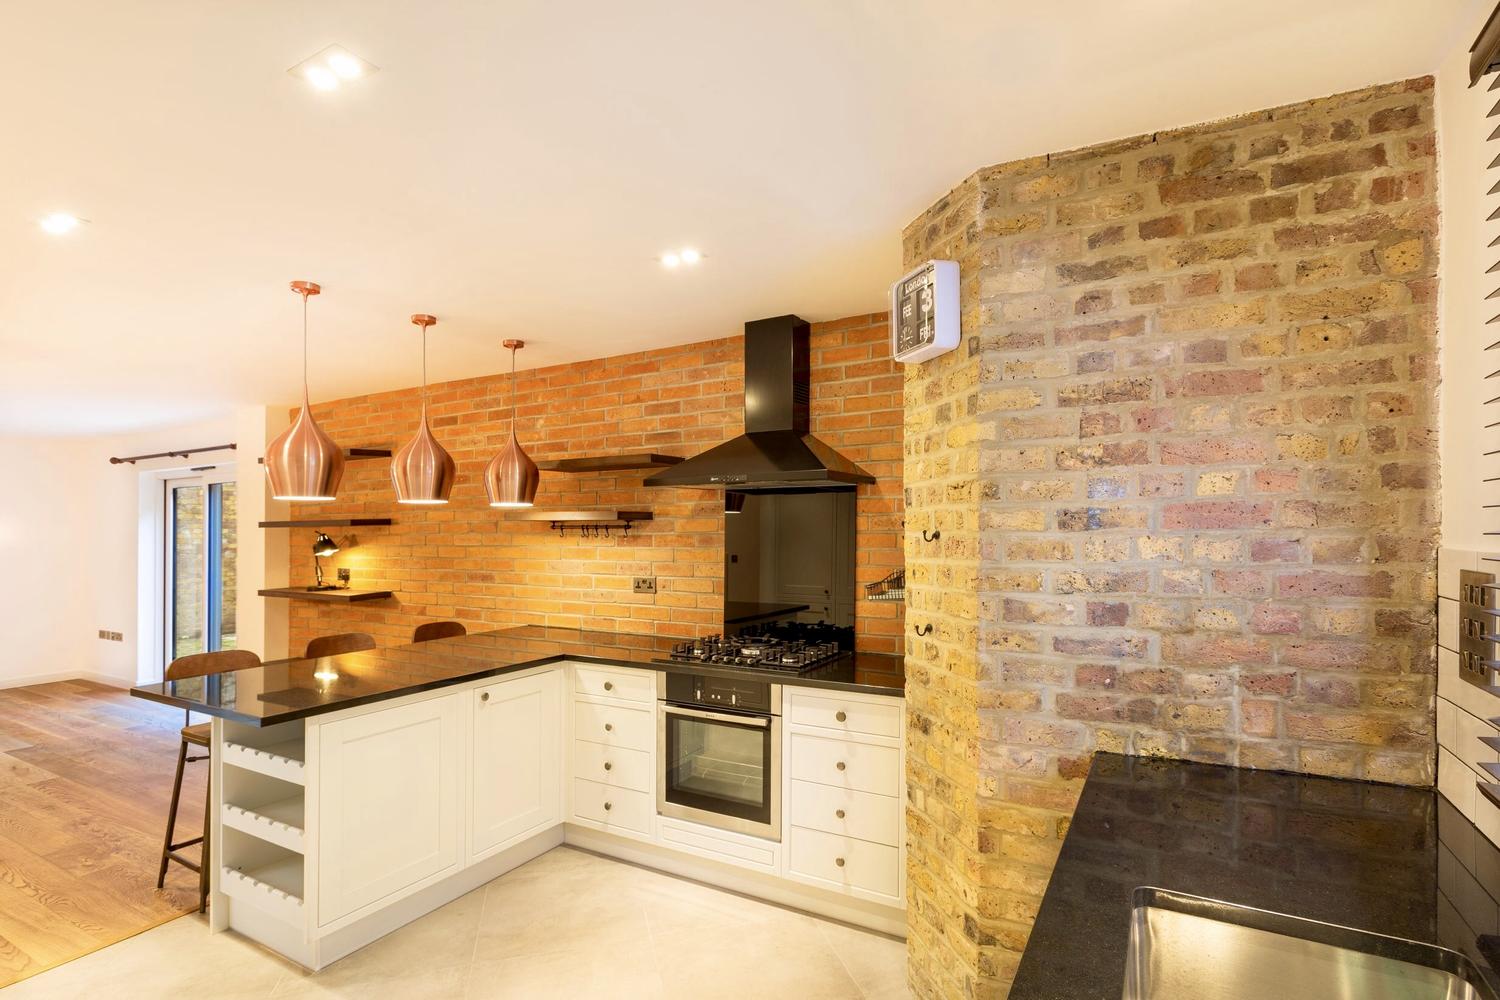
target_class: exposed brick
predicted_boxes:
[1162,501,1274,529]
[1270,144,1388,188]
[900,77,1436,998]
[1159,170,1267,204]
[1139,214,1186,240]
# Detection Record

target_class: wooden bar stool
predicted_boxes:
[305,632,376,658]
[156,648,261,912]
[412,621,466,643]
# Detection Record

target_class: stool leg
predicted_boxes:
[198,760,210,913]
[158,739,188,889]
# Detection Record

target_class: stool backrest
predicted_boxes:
[164,649,262,727]
[413,621,466,643]
[165,648,262,682]
[305,632,376,659]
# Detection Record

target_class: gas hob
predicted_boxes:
[657,635,845,673]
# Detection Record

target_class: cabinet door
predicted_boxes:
[318,694,462,926]
[471,671,562,858]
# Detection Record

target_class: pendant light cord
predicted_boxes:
[302,292,309,400]
[421,323,428,414]
[509,344,518,433]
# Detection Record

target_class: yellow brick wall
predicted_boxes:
[902,76,1440,997]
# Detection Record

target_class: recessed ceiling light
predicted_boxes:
[289,45,378,92]
[304,65,338,91]
[659,248,704,269]
[39,213,83,235]
[326,51,363,80]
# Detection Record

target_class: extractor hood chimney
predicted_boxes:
[643,315,875,492]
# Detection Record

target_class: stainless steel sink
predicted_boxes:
[1124,887,1497,1000]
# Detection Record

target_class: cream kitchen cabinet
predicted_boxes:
[471,669,563,860]
[204,660,906,971]
[316,691,464,928]
[569,662,656,842]
[782,687,905,908]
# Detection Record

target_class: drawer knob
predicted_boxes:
[604,801,613,812]
[835,710,847,723]
[835,857,846,868]
[836,809,846,819]
[480,692,489,702]
[604,681,614,691]
[604,762,613,771]
[836,761,847,771]
[605,723,613,732]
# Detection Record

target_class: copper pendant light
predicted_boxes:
[484,339,540,508]
[391,314,457,505]
[265,281,345,502]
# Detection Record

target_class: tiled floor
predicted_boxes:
[1,847,909,999]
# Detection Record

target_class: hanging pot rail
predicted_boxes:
[109,443,237,465]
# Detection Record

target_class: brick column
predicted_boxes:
[902,77,1440,997]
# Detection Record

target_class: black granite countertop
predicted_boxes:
[1010,752,1500,999]
[129,625,905,726]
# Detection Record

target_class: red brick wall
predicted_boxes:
[284,314,903,654]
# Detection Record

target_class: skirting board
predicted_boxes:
[0,671,130,691]
[564,824,907,938]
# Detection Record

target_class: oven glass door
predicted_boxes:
[660,704,778,838]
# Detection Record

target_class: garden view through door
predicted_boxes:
[166,472,237,664]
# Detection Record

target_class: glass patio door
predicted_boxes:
[165,471,238,666]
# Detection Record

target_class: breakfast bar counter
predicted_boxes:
[130,625,905,726]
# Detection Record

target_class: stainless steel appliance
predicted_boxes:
[658,633,844,673]
[656,671,781,840]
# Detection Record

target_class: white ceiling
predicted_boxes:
[0,0,1480,435]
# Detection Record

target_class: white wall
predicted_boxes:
[0,406,290,689]
[1439,1,1500,550]
[0,436,100,685]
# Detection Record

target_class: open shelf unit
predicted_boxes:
[223,738,306,784]
[508,509,653,535]
[220,719,309,928]
[257,447,391,464]
[257,517,393,529]
[536,453,683,473]
[258,587,393,603]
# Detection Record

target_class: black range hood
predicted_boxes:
[644,315,875,492]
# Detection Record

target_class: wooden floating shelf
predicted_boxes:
[257,447,391,464]
[509,510,653,523]
[257,518,393,528]
[536,453,683,473]
[508,509,653,535]
[258,588,393,603]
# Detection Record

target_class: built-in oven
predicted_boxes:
[656,671,781,841]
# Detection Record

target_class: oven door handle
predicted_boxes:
[661,703,772,728]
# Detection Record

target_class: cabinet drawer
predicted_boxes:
[572,700,653,751]
[572,778,652,835]
[788,692,901,739]
[572,741,652,794]
[788,826,899,899]
[573,665,655,704]
[788,780,900,847]
[789,733,901,796]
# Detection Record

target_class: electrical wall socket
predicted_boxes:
[632,577,657,594]
[97,629,124,642]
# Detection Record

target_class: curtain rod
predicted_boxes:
[109,443,237,465]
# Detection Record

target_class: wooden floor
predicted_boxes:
[0,679,202,987]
